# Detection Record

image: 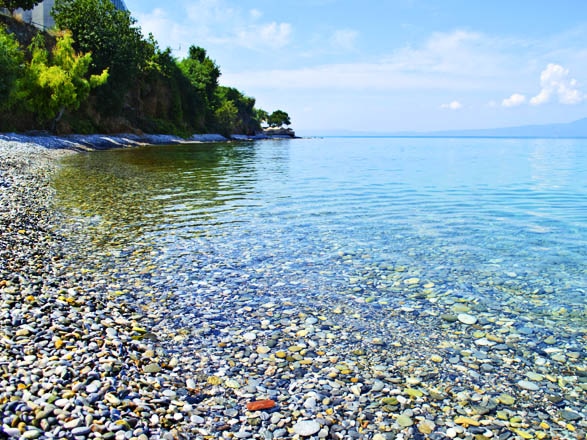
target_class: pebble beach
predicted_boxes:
[1,138,586,440]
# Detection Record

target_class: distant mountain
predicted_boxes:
[308,118,587,138]
[400,118,587,138]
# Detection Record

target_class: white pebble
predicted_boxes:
[293,420,321,436]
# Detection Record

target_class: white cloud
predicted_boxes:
[388,30,509,77]
[235,22,292,50]
[222,30,516,92]
[502,93,526,107]
[329,29,359,51]
[135,1,292,56]
[222,63,485,91]
[530,63,584,105]
[440,101,463,110]
[250,9,262,19]
[133,8,193,54]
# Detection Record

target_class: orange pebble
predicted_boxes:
[246,399,276,411]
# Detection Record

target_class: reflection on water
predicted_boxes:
[54,142,264,243]
[54,137,587,331]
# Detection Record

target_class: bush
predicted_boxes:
[0,24,23,110]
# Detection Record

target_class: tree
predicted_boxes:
[179,46,220,104]
[52,0,151,113]
[255,109,269,127]
[214,100,238,136]
[19,31,108,131]
[178,45,221,130]
[268,110,291,127]
[215,86,262,135]
[0,0,41,14]
[0,25,23,110]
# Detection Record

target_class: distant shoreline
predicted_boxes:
[0,131,298,152]
[312,134,587,139]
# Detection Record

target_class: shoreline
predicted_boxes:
[0,132,297,152]
[0,141,187,439]
[1,139,585,440]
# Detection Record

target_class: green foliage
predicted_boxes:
[0,0,41,13]
[0,7,291,135]
[0,24,23,110]
[268,110,291,127]
[18,31,108,130]
[178,45,221,129]
[216,86,262,135]
[214,100,238,137]
[52,0,152,114]
[255,109,269,127]
[179,46,221,97]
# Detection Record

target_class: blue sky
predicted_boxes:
[124,0,587,134]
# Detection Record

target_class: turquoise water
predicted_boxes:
[54,137,587,334]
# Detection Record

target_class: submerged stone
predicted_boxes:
[457,313,477,325]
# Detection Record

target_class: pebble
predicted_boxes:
[372,380,385,392]
[0,139,585,440]
[397,414,413,427]
[293,420,321,436]
[71,426,92,436]
[561,409,582,421]
[457,313,478,325]
[242,331,257,341]
[143,363,162,373]
[517,380,540,391]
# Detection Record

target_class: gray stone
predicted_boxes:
[517,380,540,391]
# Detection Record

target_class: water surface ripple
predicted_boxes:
[54,137,587,334]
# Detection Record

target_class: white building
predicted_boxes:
[7,0,128,30]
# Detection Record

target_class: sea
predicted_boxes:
[53,136,587,351]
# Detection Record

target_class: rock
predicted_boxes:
[457,313,477,325]
[372,380,385,392]
[517,380,540,391]
[2,427,21,437]
[63,418,82,429]
[242,332,257,341]
[262,127,296,138]
[397,414,413,427]
[441,314,459,322]
[452,303,471,313]
[418,419,436,434]
[293,420,321,436]
[71,427,92,436]
[246,400,276,411]
[22,430,42,439]
[225,379,240,389]
[143,363,162,373]
[303,397,317,409]
[560,409,582,421]
[526,372,544,381]
[256,345,271,354]
[454,416,480,427]
[191,415,205,424]
[498,394,515,405]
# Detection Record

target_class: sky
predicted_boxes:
[124,0,587,135]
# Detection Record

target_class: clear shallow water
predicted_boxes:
[53,137,587,332]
